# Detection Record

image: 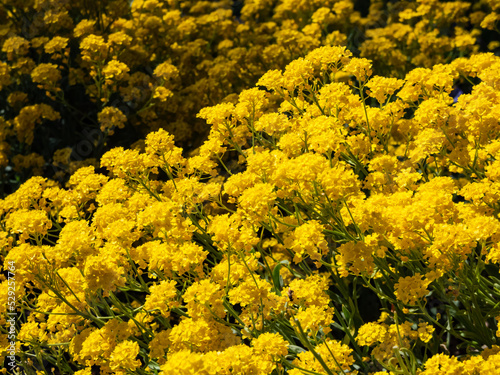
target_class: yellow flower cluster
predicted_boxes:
[1,1,500,374]
[2,45,500,372]
[0,0,498,192]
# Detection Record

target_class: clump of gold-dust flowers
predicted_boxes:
[1,1,500,375]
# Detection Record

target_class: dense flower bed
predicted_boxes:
[0,0,498,194]
[1,1,500,374]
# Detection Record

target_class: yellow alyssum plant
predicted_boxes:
[0,0,498,197]
[1,44,500,374]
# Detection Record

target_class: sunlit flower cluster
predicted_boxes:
[1,1,500,374]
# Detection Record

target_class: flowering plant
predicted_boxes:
[1,1,500,375]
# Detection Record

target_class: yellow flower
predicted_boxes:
[52,147,72,167]
[256,69,284,92]
[13,104,60,144]
[168,317,220,352]
[292,305,334,336]
[305,45,352,73]
[252,332,288,358]
[366,76,405,104]
[74,19,96,38]
[417,322,435,343]
[335,239,377,277]
[481,12,500,30]
[153,86,173,101]
[159,350,209,375]
[197,102,236,135]
[80,34,108,62]
[420,353,464,375]
[31,63,62,91]
[144,280,179,316]
[67,166,109,204]
[109,340,141,371]
[356,322,388,346]
[254,112,290,135]
[228,276,272,308]
[97,107,127,132]
[108,31,133,47]
[75,319,131,366]
[234,87,269,120]
[44,36,69,54]
[136,201,194,241]
[148,330,170,361]
[394,274,430,305]
[282,57,314,92]
[102,59,130,85]
[207,213,259,253]
[145,128,184,166]
[408,128,447,163]
[100,147,150,178]
[318,163,362,201]
[345,57,373,83]
[153,61,179,81]
[5,209,52,242]
[2,36,30,60]
[0,61,11,90]
[291,339,355,373]
[284,220,328,263]
[238,182,277,222]
[12,153,44,175]
[83,243,127,297]
[211,254,260,286]
[183,279,225,319]
[311,7,335,25]
[288,274,331,309]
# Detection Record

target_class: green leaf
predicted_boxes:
[288,345,307,354]
[272,260,289,295]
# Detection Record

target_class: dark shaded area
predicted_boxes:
[357,286,382,323]
[232,0,244,18]
[354,0,371,17]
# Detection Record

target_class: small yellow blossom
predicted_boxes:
[394,274,430,305]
